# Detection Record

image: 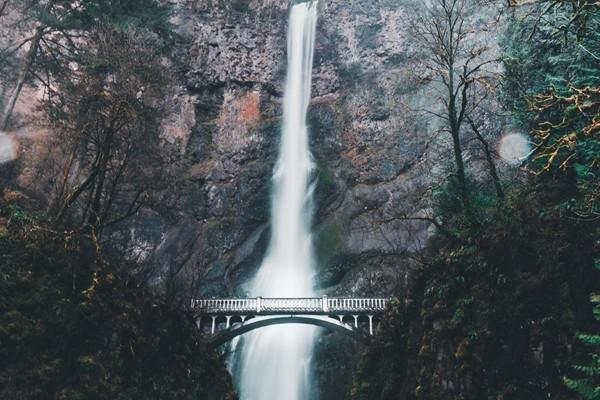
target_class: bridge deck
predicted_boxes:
[192,297,388,315]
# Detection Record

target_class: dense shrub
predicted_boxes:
[0,205,235,400]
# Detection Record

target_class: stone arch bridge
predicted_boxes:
[192,296,389,347]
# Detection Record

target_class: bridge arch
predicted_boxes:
[209,315,369,348]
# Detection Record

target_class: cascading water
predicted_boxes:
[233,2,319,399]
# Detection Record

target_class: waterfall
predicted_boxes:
[233,2,319,399]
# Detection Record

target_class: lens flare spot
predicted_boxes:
[498,133,531,166]
[0,132,17,164]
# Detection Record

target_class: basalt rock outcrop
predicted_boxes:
[143,0,434,300]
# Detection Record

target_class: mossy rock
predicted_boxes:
[315,220,343,265]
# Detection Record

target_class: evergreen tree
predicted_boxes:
[47,25,172,235]
[564,278,600,400]
[0,0,171,129]
[502,7,600,218]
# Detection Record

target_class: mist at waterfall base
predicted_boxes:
[230,2,319,400]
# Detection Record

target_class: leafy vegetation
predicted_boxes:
[352,3,599,400]
[45,25,172,234]
[0,1,235,398]
[503,8,600,218]
[0,0,171,130]
[1,0,598,398]
[0,203,235,399]
[352,189,598,399]
[564,286,600,399]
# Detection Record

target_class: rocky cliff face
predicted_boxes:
[144,0,435,298]
[119,0,500,397]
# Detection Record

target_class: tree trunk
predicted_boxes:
[88,127,115,233]
[52,167,99,226]
[447,81,470,210]
[468,117,504,200]
[0,0,56,129]
[0,25,43,130]
[88,157,107,232]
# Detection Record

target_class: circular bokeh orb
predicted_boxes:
[498,133,531,166]
[0,131,17,164]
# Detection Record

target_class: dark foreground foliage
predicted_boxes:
[0,203,235,400]
[564,292,600,399]
[351,188,599,400]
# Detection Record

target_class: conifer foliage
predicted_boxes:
[564,265,600,400]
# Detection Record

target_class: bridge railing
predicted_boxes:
[191,297,389,314]
[327,297,388,312]
[191,298,258,313]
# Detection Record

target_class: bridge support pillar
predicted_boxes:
[241,315,247,323]
[338,315,344,324]
[196,317,201,330]
[211,316,217,334]
[353,315,358,328]
[226,316,231,329]
[368,315,373,336]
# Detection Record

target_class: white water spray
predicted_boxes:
[234,2,319,399]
